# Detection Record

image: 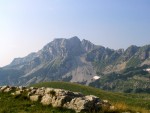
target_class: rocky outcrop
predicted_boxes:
[0,86,113,113]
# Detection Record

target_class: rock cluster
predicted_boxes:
[0,85,105,112]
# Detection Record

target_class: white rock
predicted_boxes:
[15,90,23,95]
[41,94,52,105]
[4,88,12,93]
[0,86,9,92]
[45,88,54,94]
[30,95,41,102]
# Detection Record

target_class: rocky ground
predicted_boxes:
[0,85,114,113]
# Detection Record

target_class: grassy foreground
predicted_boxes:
[32,81,150,113]
[0,81,150,113]
[0,92,75,113]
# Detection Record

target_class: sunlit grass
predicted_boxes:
[32,81,150,113]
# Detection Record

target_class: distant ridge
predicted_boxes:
[0,36,150,93]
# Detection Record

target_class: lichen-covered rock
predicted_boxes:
[35,88,45,96]
[63,96,100,112]
[45,88,54,94]
[0,86,9,92]
[15,90,23,95]
[4,88,12,93]
[18,86,26,90]
[53,95,72,107]
[30,95,41,102]
[41,94,53,105]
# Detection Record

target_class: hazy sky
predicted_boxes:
[0,0,150,67]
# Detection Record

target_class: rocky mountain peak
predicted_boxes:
[68,36,80,41]
[116,49,124,54]
[138,45,150,60]
[125,45,139,53]
[81,39,98,52]
[1,37,150,87]
[122,45,139,60]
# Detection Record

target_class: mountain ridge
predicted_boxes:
[0,36,150,92]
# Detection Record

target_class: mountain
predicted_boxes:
[0,36,150,92]
[1,36,98,85]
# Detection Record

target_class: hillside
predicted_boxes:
[0,92,75,113]
[0,82,150,113]
[32,82,150,112]
[0,36,150,93]
[90,65,150,93]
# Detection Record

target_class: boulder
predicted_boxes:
[66,96,100,112]
[0,86,102,113]
[15,90,23,95]
[0,86,9,92]
[30,89,37,95]
[3,86,17,93]
[35,88,45,96]
[41,94,53,105]
[85,95,100,101]
[52,95,72,107]
[30,95,41,102]
[45,88,54,94]
[4,88,12,93]
[29,87,37,90]
[18,86,26,90]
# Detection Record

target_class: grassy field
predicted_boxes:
[0,81,150,113]
[0,92,76,113]
[32,81,150,113]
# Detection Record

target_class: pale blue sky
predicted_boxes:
[0,0,150,67]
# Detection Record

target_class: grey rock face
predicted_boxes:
[81,39,99,52]
[0,36,98,86]
[0,36,150,86]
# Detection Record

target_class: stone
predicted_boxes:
[73,92,83,97]
[25,88,30,92]
[41,94,53,105]
[54,89,64,96]
[30,95,41,102]
[67,96,101,112]
[30,89,37,94]
[85,95,100,101]
[18,86,26,90]
[35,88,45,96]
[73,98,88,112]
[29,87,37,90]
[0,86,101,113]
[4,88,12,93]
[52,96,72,107]
[15,90,23,95]
[45,88,54,94]
[0,86,9,92]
